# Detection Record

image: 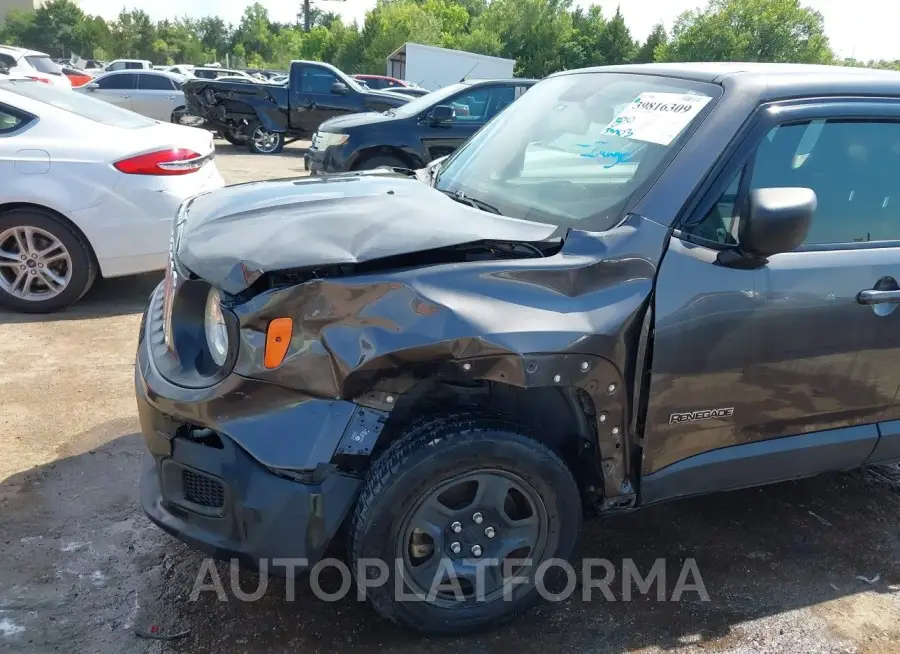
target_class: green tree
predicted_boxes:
[196,16,232,60]
[110,9,157,60]
[635,22,667,63]
[358,0,443,73]
[474,0,574,78]
[658,0,833,64]
[597,5,635,65]
[561,5,605,70]
[233,3,274,62]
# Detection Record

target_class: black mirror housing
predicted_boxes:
[429,104,455,124]
[739,187,816,258]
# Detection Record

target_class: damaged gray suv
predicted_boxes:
[136,62,900,633]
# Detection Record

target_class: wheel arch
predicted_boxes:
[335,353,631,507]
[0,202,100,274]
[350,146,423,171]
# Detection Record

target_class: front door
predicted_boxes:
[289,66,353,134]
[642,100,900,497]
[92,72,136,111]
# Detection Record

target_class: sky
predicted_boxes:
[74,0,898,62]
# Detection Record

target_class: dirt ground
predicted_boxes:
[1,139,899,654]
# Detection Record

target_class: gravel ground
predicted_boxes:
[1,139,899,653]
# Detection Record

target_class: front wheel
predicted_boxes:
[246,122,285,155]
[0,208,96,313]
[349,414,582,634]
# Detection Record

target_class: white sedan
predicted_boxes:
[0,78,224,313]
[77,70,188,123]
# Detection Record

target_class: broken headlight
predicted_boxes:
[204,287,229,367]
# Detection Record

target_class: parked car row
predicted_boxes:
[182,60,411,154]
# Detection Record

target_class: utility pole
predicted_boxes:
[303,0,312,32]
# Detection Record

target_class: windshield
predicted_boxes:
[435,73,719,231]
[25,55,62,75]
[392,83,467,118]
[3,79,155,128]
[336,69,366,94]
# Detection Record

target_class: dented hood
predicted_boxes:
[176,173,557,294]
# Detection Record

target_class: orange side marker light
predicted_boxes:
[264,317,293,369]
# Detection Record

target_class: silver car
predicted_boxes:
[77,70,187,123]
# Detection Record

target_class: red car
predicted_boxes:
[353,74,411,91]
[61,66,92,88]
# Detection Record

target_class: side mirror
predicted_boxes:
[428,104,455,125]
[85,82,99,91]
[331,81,348,95]
[739,187,816,257]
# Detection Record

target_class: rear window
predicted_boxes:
[3,79,155,128]
[25,56,62,75]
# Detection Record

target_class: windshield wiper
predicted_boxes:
[438,189,502,215]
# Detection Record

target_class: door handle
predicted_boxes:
[857,289,900,305]
[167,95,176,100]
[121,95,130,99]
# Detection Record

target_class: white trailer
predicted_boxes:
[387,42,516,91]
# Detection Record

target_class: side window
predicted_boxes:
[692,119,900,246]
[126,62,143,70]
[138,74,175,91]
[107,62,125,72]
[0,53,16,71]
[448,88,497,121]
[484,87,516,120]
[97,74,136,90]
[301,68,338,94]
[0,106,28,134]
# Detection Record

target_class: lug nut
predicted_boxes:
[450,542,461,554]
[19,254,25,260]
[19,264,25,270]
[599,413,608,423]
[451,521,462,533]
[485,527,496,539]
[37,263,43,268]
[581,361,589,371]
[553,374,561,383]
[471,544,483,557]
[607,383,617,394]
[612,426,620,436]
[473,512,483,524]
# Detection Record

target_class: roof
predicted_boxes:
[556,62,900,100]
[0,45,48,58]
[387,42,516,66]
[96,69,186,81]
[462,78,539,86]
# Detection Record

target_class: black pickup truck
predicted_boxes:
[137,62,900,634]
[183,60,410,154]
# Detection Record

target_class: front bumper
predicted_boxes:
[136,286,363,568]
[304,144,351,175]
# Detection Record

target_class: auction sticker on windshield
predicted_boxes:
[602,92,712,146]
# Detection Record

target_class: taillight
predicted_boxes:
[114,149,208,176]
[26,76,51,84]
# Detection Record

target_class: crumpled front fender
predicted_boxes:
[229,214,671,501]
